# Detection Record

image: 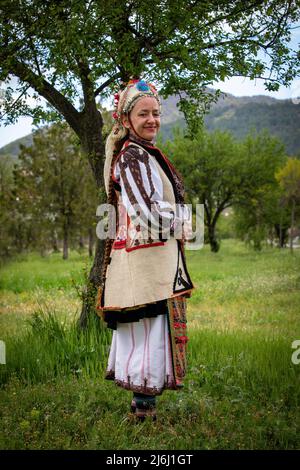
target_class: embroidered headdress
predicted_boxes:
[104,78,160,196]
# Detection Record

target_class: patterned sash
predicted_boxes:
[167,295,188,387]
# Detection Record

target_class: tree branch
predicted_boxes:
[75,55,95,110]
[204,200,211,224]
[23,9,42,77]
[0,84,31,120]
[140,1,294,66]
[202,0,266,30]
[5,57,81,135]
[212,194,232,227]
[265,0,292,48]
[94,73,121,97]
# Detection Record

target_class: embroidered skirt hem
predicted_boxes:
[104,297,188,396]
[105,370,178,396]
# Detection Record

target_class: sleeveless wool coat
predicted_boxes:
[100,140,194,312]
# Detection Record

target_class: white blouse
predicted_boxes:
[114,148,191,239]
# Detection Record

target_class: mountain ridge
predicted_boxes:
[1,91,299,157]
[160,91,300,155]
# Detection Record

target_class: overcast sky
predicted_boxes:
[0,25,299,148]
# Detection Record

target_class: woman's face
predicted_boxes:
[122,96,161,141]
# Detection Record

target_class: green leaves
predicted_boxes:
[276,158,300,202]
[161,127,289,251]
[0,0,298,131]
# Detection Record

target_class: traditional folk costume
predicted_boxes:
[96,79,194,420]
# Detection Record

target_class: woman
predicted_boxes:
[96,78,194,421]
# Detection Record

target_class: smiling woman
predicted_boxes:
[121,96,161,141]
[96,78,194,422]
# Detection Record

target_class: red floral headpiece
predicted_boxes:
[112,78,160,123]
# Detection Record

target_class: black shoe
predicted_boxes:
[132,395,157,422]
[130,399,137,413]
[135,404,157,422]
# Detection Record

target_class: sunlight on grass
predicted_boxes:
[0,250,89,337]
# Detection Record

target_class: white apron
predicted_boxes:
[105,314,176,395]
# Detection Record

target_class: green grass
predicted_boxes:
[187,240,300,337]
[0,240,299,449]
[0,250,90,293]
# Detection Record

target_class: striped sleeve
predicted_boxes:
[114,146,190,239]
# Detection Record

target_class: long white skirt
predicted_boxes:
[105,314,175,395]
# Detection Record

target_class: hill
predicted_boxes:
[160,92,300,155]
[0,133,33,161]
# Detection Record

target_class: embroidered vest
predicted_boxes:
[101,141,194,310]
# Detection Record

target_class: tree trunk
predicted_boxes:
[52,230,60,253]
[79,236,105,328]
[253,224,262,251]
[207,224,220,252]
[268,228,274,247]
[274,223,287,248]
[63,223,68,260]
[279,221,283,248]
[88,227,94,258]
[290,199,295,254]
[78,234,85,251]
[40,244,47,257]
[77,109,106,328]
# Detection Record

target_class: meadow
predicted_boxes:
[0,239,299,450]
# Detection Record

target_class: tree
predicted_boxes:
[13,123,99,258]
[233,185,290,249]
[0,1,299,323]
[163,128,246,252]
[233,131,287,250]
[276,158,300,252]
[163,128,287,251]
[0,154,16,261]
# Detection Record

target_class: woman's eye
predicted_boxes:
[138,113,160,117]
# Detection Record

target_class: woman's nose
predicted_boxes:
[147,113,158,123]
